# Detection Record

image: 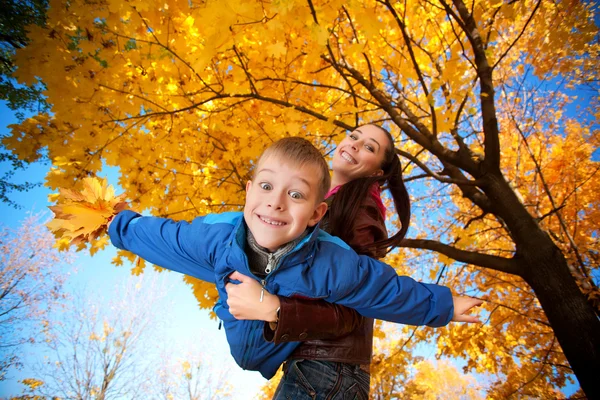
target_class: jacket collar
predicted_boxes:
[230,213,320,268]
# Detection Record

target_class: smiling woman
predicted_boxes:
[331,124,390,187]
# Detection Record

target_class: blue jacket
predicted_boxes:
[108,210,454,379]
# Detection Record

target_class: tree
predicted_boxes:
[0,213,73,381]
[391,359,483,400]
[19,276,172,400]
[0,0,49,116]
[0,0,50,208]
[152,347,233,400]
[3,0,598,397]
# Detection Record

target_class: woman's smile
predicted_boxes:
[339,150,358,164]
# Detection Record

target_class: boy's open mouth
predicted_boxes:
[258,215,287,226]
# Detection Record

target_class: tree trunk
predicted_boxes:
[484,172,600,398]
[522,243,600,399]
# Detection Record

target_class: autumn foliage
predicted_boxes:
[46,177,127,252]
[4,0,599,397]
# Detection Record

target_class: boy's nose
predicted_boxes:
[267,192,285,210]
[267,202,284,210]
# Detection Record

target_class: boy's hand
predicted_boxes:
[451,296,483,323]
[225,271,280,322]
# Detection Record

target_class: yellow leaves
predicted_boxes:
[438,253,454,266]
[183,15,195,28]
[358,6,383,40]
[183,275,219,313]
[267,42,287,58]
[20,378,45,391]
[257,368,283,399]
[131,257,146,276]
[403,360,483,399]
[47,177,127,251]
[311,25,329,46]
[270,0,295,16]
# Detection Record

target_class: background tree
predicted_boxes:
[0,213,73,381]
[0,0,48,116]
[152,346,233,400]
[0,0,50,207]
[18,276,173,399]
[4,0,598,397]
[394,360,483,400]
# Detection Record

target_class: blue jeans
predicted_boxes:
[273,360,370,400]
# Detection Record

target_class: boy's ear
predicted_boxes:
[307,201,328,227]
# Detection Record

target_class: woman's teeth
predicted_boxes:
[341,151,357,164]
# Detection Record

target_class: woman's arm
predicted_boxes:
[226,272,364,343]
[345,198,388,258]
[265,296,365,343]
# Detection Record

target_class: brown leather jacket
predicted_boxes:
[263,193,387,365]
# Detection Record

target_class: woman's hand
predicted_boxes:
[225,271,280,322]
[451,296,483,323]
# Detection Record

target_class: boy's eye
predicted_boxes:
[259,182,272,190]
[289,191,303,200]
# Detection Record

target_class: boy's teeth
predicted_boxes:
[341,151,356,164]
[260,216,285,226]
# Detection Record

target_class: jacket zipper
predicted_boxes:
[240,243,312,368]
[264,253,275,274]
[243,254,275,368]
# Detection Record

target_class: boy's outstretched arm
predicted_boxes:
[108,210,217,283]
[451,296,483,323]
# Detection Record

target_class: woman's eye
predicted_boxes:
[260,182,272,190]
[349,134,358,140]
[365,145,374,152]
[289,191,303,200]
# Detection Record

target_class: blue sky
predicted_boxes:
[0,103,266,399]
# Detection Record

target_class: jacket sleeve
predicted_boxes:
[345,195,388,259]
[108,210,217,283]
[264,196,388,343]
[321,253,454,327]
[263,296,364,343]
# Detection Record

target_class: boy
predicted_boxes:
[108,137,481,379]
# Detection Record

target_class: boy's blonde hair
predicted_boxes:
[256,137,331,202]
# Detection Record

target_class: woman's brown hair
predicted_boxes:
[327,125,410,256]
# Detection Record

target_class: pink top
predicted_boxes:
[325,184,387,219]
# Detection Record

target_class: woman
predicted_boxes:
[226,124,410,399]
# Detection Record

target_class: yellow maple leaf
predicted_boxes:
[47,177,128,250]
[267,41,287,58]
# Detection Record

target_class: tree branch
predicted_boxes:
[396,149,480,185]
[401,238,519,275]
[446,0,502,173]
